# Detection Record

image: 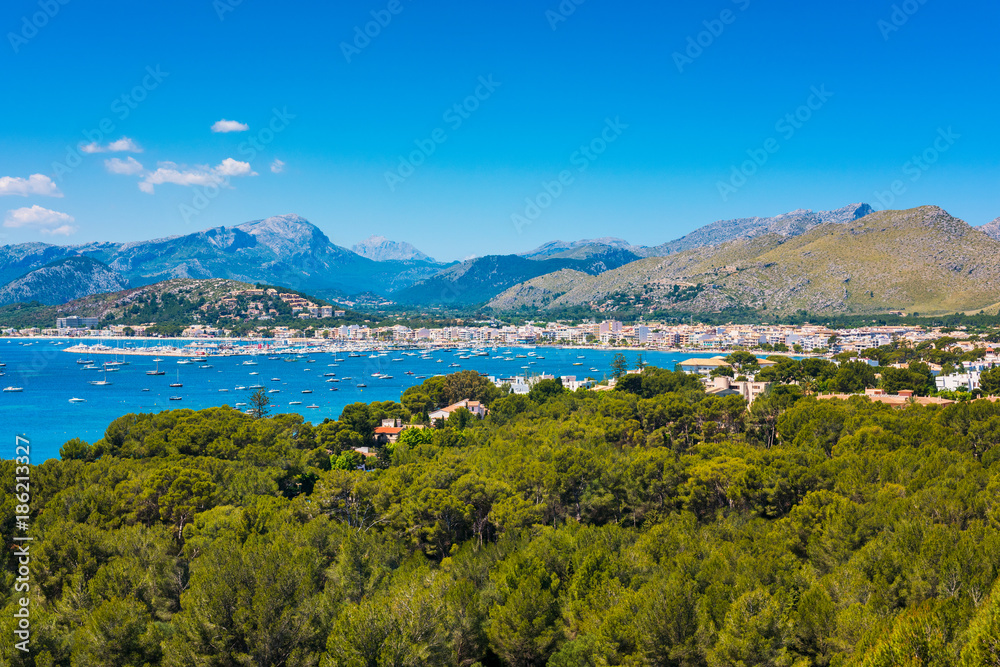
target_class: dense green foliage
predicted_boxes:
[5,369,1000,665]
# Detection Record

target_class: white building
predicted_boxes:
[935,371,981,392]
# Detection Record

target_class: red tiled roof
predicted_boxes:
[375,427,404,434]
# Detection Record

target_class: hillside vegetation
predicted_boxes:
[4,369,1000,664]
[0,278,368,332]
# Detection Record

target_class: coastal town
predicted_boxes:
[6,312,997,355]
[5,314,996,403]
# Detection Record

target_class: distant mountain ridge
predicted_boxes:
[521,237,642,260]
[393,247,641,305]
[516,204,874,264]
[0,257,129,307]
[645,203,874,256]
[4,203,988,314]
[352,235,435,262]
[489,206,1000,316]
[0,215,445,304]
[982,217,1000,241]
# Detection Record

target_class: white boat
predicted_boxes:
[301,389,313,394]
[169,396,182,401]
[249,371,259,376]
[69,397,86,403]
[90,367,113,386]
[3,386,24,392]
[289,400,303,405]
[306,404,319,409]
[242,360,258,366]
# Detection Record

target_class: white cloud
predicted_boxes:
[211,119,249,133]
[214,157,254,177]
[4,205,77,236]
[80,137,143,154]
[105,157,145,175]
[138,158,257,194]
[270,158,285,174]
[43,224,77,236]
[0,174,62,197]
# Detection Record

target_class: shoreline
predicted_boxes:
[6,336,828,360]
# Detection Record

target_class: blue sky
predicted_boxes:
[1,0,997,261]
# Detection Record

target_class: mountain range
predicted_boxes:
[0,256,128,307]
[489,206,1000,316]
[0,215,445,307]
[982,217,1000,242]
[351,235,435,262]
[2,204,998,316]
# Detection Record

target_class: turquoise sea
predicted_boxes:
[0,338,705,462]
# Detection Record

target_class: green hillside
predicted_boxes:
[0,278,364,331]
[5,370,1000,664]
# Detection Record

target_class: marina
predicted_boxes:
[1,337,705,461]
